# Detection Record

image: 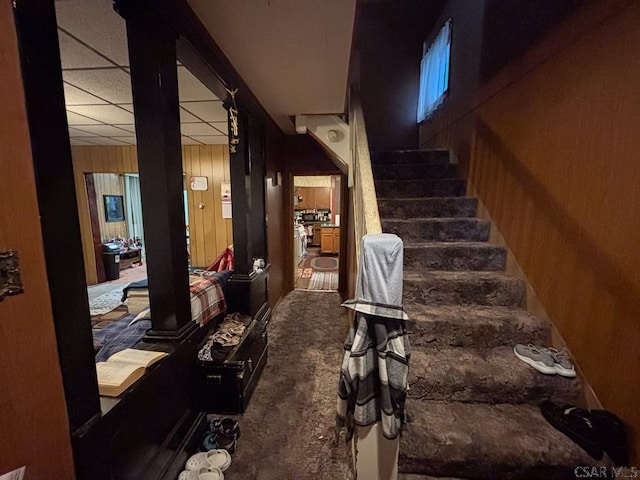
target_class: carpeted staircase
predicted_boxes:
[373,150,604,479]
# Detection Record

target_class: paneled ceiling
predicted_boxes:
[54,0,228,146]
[54,0,357,141]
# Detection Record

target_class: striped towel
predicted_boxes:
[190,277,227,327]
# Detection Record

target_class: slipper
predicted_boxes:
[590,409,629,466]
[200,432,237,454]
[540,401,602,460]
[209,418,240,437]
[178,467,224,480]
[185,450,232,472]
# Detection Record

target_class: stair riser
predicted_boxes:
[408,352,582,405]
[383,220,490,243]
[373,163,458,181]
[407,316,550,349]
[378,197,478,219]
[376,179,466,198]
[404,246,505,271]
[403,277,525,307]
[372,150,450,165]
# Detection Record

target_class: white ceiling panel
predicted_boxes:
[118,104,134,113]
[63,83,108,106]
[188,0,356,133]
[55,0,130,66]
[182,136,203,145]
[58,30,113,69]
[177,67,218,102]
[69,127,100,137]
[111,137,137,145]
[180,123,219,136]
[69,138,95,146]
[179,107,202,123]
[209,122,228,135]
[190,136,228,145]
[112,124,136,133]
[67,105,134,124]
[63,68,132,104]
[69,125,134,137]
[66,111,103,125]
[181,101,227,122]
[81,137,130,146]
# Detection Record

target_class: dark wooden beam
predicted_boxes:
[117,4,193,338]
[13,0,101,433]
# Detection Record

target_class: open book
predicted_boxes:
[96,348,168,397]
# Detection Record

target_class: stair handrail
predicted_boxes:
[349,86,381,262]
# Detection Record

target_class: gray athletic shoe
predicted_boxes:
[548,347,576,378]
[513,343,557,375]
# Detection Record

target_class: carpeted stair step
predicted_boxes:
[403,270,525,307]
[376,179,466,198]
[399,476,468,480]
[371,149,450,166]
[383,218,490,243]
[404,242,506,271]
[373,163,458,181]
[378,197,477,219]
[405,304,550,349]
[400,401,608,479]
[408,347,582,405]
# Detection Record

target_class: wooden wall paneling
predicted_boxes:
[0,2,75,476]
[211,145,228,259]
[199,145,216,264]
[223,144,233,247]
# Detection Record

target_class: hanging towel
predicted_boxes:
[337,233,410,440]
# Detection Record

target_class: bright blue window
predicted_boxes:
[417,19,452,122]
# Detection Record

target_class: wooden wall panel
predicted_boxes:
[71,145,232,283]
[422,0,640,458]
[0,2,75,477]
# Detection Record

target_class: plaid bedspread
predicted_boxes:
[190,277,226,327]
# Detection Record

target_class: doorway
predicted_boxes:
[293,175,342,291]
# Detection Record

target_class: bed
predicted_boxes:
[93,269,232,362]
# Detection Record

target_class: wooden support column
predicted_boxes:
[13,0,101,433]
[226,104,268,315]
[117,3,192,339]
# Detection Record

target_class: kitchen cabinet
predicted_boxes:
[295,187,330,210]
[320,226,340,254]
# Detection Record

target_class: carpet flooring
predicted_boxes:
[223,290,354,479]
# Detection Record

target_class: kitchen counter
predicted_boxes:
[320,223,339,228]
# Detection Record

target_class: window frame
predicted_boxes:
[417,18,453,123]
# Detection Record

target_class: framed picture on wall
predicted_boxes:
[104,195,125,222]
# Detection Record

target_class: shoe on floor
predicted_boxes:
[178,467,224,480]
[513,344,557,375]
[540,401,603,460]
[590,409,629,466]
[185,450,232,472]
[547,347,576,378]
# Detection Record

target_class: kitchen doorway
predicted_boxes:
[293,175,342,291]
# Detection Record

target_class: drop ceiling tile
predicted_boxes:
[111,137,137,145]
[190,136,228,145]
[55,0,129,66]
[58,30,113,69]
[118,104,134,113]
[69,138,95,146]
[63,69,132,104]
[112,124,136,133]
[66,111,103,125]
[209,122,228,135]
[81,137,130,146]
[69,125,135,137]
[179,107,201,123]
[181,136,203,145]
[181,101,227,122]
[180,123,219,136]
[67,105,134,124]
[63,82,108,106]
[177,67,218,102]
[69,127,100,137]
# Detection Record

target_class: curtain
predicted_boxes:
[124,174,144,246]
[417,19,452,122]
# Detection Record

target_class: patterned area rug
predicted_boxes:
[308,272,339,291]
[89,287,125,316]
[310,256,339,271]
